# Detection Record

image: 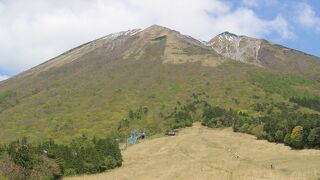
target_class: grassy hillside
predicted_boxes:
[0,60,319,144]
[0,25,319,144]
[0,60,261,143]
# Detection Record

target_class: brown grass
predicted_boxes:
[67,123,320,180]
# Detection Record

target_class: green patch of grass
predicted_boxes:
[0,90,15,103]
[169,85,184,93]
[249,71,318,98]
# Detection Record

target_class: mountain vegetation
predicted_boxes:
[289,96,320,112]
[163,93,320,149]
[0,135,122,179]
[0,25,319,144]
[0,25,319,179]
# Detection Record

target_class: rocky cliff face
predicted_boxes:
[207,31,320,72]
[207,32,262,66]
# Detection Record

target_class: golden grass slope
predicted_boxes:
[68,123,320,180]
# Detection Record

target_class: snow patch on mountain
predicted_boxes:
[102,29,141,40]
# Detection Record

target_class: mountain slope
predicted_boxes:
[0,25,319,143]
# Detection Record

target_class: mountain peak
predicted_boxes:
[141,24,179,39]
[208,31,262,64]
[144,24,174,31]
[214,31,239,42]
[148,24,167,29]
[218,31,238,37]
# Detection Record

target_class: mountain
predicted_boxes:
[0,25,319,143]
[208,32,320,73]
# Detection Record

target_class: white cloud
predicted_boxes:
[0,74,9,81]
[269,15,294,39]
[206,8,293,39]
[0,0,292,75]
[296,3,320,32]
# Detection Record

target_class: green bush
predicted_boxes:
[308,128,320,147]
[250,125,265,139]
[275,130,284,143]
[64,168,77,176]
[104,156,118,169]
[12,145,35,169]
[289,126,304,149]
[284,133,291,145]
[0,148,63,180]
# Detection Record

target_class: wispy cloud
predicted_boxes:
[208,8,293,39]
[0,0,292,75]
[296,3,320,32]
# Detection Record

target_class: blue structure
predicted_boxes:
[127,133,140,146]
[126,129,146,147]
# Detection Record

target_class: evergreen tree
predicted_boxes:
[307,127,320,147]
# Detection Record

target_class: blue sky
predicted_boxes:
[230,0,320,57]
[0,0,319,80]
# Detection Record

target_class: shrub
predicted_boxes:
[284,133,291,145]
[290,126,304,149]
[250,125,265,139]
[275,130,284,143]
[104,156,118,169]
[307,128,320,147]
[239,123,250,133]
[30,156,63,179]
[12,145,35,170]
[64,168,77,176]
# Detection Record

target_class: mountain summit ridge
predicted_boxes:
[1,25,320,84]
[8,25,320,77]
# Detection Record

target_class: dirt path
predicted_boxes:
[67,123,320,180]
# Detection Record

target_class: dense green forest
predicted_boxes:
[232,105,320,149]
[163,93,320,149]
[0,135,122,180]
[289,96,320,112]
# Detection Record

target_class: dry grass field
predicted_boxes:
[67,123,320,180]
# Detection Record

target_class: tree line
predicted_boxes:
[289,96,320,112]
[163,93,320,149]
[0,135,122,180]
[233,108,320,149]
